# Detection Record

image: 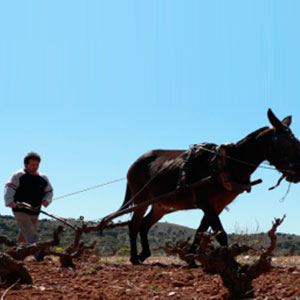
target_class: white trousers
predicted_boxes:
[13,211,39,244]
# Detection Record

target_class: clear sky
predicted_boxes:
[1,1,300,235]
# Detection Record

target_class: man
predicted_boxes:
[4,152,53,244]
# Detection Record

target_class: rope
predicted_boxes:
[279,182,292,203]
[52,142,295,202]
[1,279,20,300]
[197,145,290,171]
[53,177,126,201]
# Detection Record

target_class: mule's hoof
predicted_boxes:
[138,251,151,262]
[130,257,141,265]
[35,249,45,262]
[203,267,217,274]
[188,260,198,269]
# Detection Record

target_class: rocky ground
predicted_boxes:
[1,255,300,300]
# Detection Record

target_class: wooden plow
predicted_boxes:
[0,176,263,280]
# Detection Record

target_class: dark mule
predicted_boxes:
[120,109,300,265]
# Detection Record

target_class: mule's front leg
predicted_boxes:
[188,215,210,268]
[208,212,228,246]
[189,215,210,254]
[188,211,228,267]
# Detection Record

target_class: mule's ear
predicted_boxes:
[268,108,285,131]
[281,116,292,127]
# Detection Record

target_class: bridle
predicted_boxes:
[268,127,300,180]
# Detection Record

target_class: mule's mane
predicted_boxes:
[235,126,270,147]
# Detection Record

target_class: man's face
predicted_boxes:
[25,159,40,175]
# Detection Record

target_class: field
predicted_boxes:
[2,255,300,300]
[1,216,300,299]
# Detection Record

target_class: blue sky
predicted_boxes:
[1,1,300,235]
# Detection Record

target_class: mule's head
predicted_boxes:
[267,109,300,183]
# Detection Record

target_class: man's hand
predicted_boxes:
[42,201,49,208]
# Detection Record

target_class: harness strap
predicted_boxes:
[176,143,217,190]
[212,144,252,193]
[177,142,255,193]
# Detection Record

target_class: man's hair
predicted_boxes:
[24,152,41,165]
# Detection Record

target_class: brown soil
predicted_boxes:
[1,255,300,300]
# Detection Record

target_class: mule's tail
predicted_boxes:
[119,183,133,211]
[99,184,132,234]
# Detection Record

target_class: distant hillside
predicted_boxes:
[0,215,299,256]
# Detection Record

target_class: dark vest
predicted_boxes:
[13,171,48,215]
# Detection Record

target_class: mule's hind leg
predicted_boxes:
[138,205,166,262]
[129,206,148,265]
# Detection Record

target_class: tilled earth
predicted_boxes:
[1,255,300,300]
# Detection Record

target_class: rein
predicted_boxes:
[53,177,126,201]
[51,134,297,220]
